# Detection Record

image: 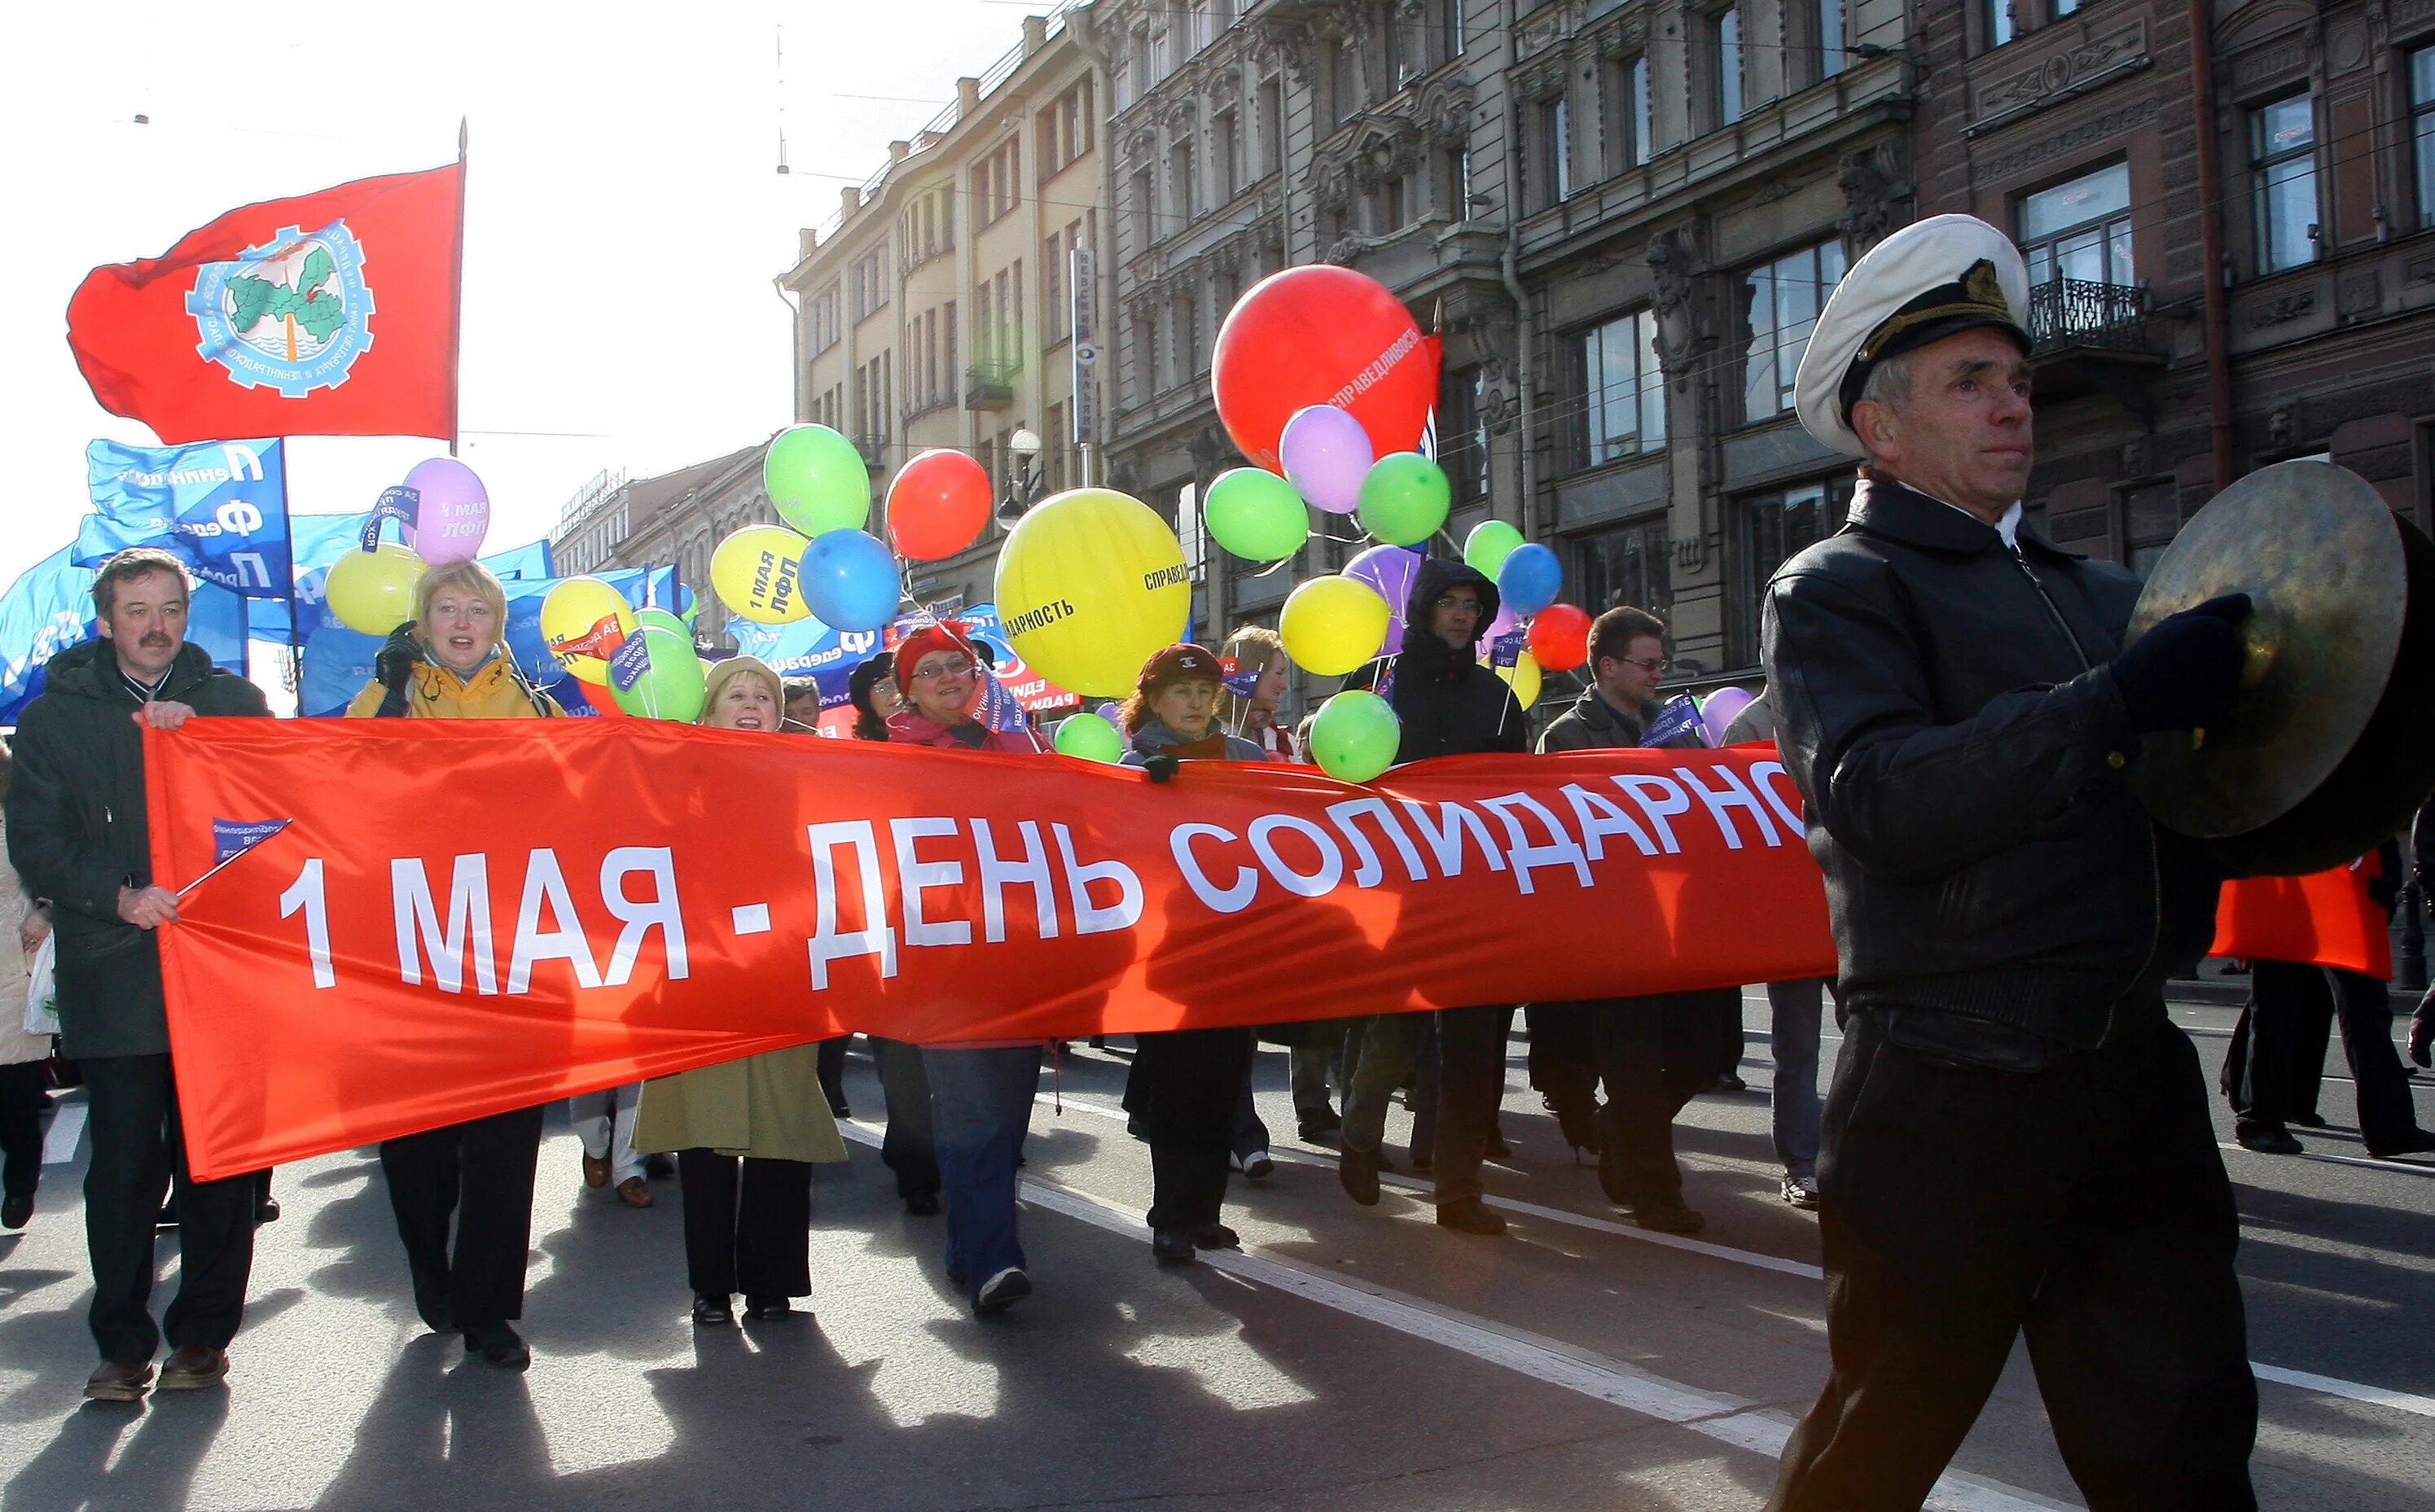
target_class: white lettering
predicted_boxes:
[806,822,899,988]
[1171,823,1259,914]
[1326,796,1429,885]
[507,848,603,993]
[891,817,972,948]
[1053,822,1143,935]
[1478,792,1594,894]
[1248,813,1346,897]
[278,857,335,989]
[1560,782,1661,861]
[220,443,265,482]
[1749,760,1810,838]
[391,853,496,994]
[1671,764,1779,850]
[1397,800,1509,877]
[972,817,1060,943]
[599,847,687,987]
[1612,775,1692,854]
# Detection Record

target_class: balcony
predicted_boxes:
[2025,278,2165,418]
[964,360,1019,411]
[852,433,889,468]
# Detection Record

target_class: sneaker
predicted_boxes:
[1780,1177,1820,1212]
[83,1360,153,1402]
[1188,1222,1240,1251]
[1435,1198,1507,1236]
[974,1266,1032,1315]
[1634,1202,1706,1234]
[463,1322,531,1369]
[1152,1229,1196,1265]
[157,1344,228,1391]
[1339,1147,1381,1206]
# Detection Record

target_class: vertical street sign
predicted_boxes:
[1071,246,1099,483]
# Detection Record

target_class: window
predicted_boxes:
[1988,0,2014,50]
[1131,165,1156,242]
[809,283,841,354]
[974,139,1022,226]
[1170,138,1199,222]
[2413,48,2435,229]
[1257,77,1284,177]
[1189,0,1215,52]
[1443,364,1489,502]
[1574,516,1670,622]
[973,283,994,367]
[1740,240,1849,424]
[850,252,888,321]
[1817,0,1845,80]
[1044,234,1066,343]
[1714,8,1745,128]
[2252,95,2319,274]
[1376,173,1409,234]
[1535,95,1572,209]
[2055,0,2079,15]
[1214,108,1242,203]
[1611,55,1652,170]
[1736,480,1852,657]
[1010,261,1024,358]
[1331,40,1360,124]
[2020,162,2134,288]
[2117,480,2177,576]
[1038,81,1093,182]
[943,301,956,399]
[1446,147,1474,217]
[1573,310,1665,467]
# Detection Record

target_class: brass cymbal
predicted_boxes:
[2126,461,2406,850]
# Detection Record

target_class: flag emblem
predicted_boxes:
[184,221,376,399]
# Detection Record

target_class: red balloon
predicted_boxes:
[1527,603,1593,673]
[577,680,632,717]
[887,449,992,561]
[1213,266,1439,474]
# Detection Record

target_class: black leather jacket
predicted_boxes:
[1760,478,2222,1050]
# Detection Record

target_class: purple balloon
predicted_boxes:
[1278,405,1374,515]
[1481,598,1518,651]
[404,458,491,566]
[1700,686,1758,746]
[1343,544,1420,657]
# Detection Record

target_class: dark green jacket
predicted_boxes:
[5,638,269,1058]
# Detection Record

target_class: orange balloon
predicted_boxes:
[578,680,632,717]
[888,449,993,561]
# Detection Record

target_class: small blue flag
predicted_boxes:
[360,485,419,551]
[976,668,1029,734]
[1641,695,1708,749]
[212,817,292,865]
[1219,655,1261,699]
[608,634,652,692]
[1489,629,1525,669]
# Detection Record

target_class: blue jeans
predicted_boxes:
[922,1045,1041,1300]
[1768,978,1827,1181]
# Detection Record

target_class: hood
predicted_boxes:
[1398,556,1501,681]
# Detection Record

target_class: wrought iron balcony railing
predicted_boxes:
[964,360,1019,410]
[2026,278,2156,355]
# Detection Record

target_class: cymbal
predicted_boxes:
[2126,461,2406,848]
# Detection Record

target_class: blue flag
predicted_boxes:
[726,618,884,708]
[1641,694,1709,749]
[212,817,292,864]
[80,439,292,598]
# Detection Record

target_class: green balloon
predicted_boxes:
[1054,711,1125,763]
[608,627,707,721]
[1464,519,1525,580]
[634,607,689,639]
[1356,453,1451,548]
[1309,690,1401,782]
[764,423,871,537]
[1204,467,1310,562]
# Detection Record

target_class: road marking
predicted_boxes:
[837,1116,2077,1512]
[42,1101,85,1165]
[2249,1364,2435,1421]
[2219,1141,2435,1181]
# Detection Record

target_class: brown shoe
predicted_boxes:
[581,1154,610,1189]
[616,1176,654,1208]
[84,1359,154,1402]
[158,1343,229,1391]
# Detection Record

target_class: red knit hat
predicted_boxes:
[1138,642,1223,692]
[895,620,978,677]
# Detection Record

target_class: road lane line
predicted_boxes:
[2218,1141,2435,1180]
[42,1101,85,1166]
[2249,1364,2435,1420]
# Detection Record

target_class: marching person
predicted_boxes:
[845,648,941,1216]
[637,656,848,1325]
[348,559,562,1370]
[888,620,1044,1314]
[1337,557,1528,1236]
[1762,214,2258,1508]
[1535,606,1726,1233]
[848,651,900,742]
[1118,643,1265,1264]
[0,743,54,1233]
[777,677,856,1115]
[6,548,271,1402]
[569,1083,652,1207]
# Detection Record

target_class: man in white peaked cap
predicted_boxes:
[1758,214,2261,1510]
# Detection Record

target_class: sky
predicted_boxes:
[0,0,1062,593]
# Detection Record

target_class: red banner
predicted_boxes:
[2211,855,2392,980]
[66,163,462,445]
[144,720,1835,1180]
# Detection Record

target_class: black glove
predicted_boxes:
[2108,594,2252,735]
[1143,752,1180,785]
[2410,990,2433,1069]
[374,622,420,693]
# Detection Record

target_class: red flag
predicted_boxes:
[2210,854,2393,979]
[65,162,463,445]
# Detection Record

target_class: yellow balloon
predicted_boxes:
[1279,575,1391,677]
[324,544,424,636]
[540,576,638,686]
[993,488,1190,696]
[711,525,814,625]
[1485,648,1542,709]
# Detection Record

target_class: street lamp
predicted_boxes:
[996,426,1044,528]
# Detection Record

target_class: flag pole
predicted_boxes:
[447,117,468,458]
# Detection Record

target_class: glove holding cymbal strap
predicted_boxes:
[2108,594,2252,737]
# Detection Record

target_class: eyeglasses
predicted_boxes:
[1432,596,1483,612]
[1622,656,1670,674]
[910,661,976,682]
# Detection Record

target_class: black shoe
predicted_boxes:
[904,1190,941,1216]
[1411,1150,1434,1173]
[1126,1116,1147,1140]
[1,1193,29,1230]
[1551,1102,1600,1157]
[1236,1150,1275,1180]
[1339,1147,1381,1206]
[827,1100,851,1119]
[1436,1198,1507,1235]
[2235,1123,2304,1155]
[1371,1148,1396,1174]
[1296,1120,1338,1145]
[254,1196,281,1225]
[463,1322,530,1368]
[1152,1228,1196,1264]
[1297,1104,1342,1134]
[643,1152,676,1180]
[2289,1111,2328,1129]
[2364,1128,2435,1160]
[1634,1202,1707,1234]
[1714,1074,1748,1093]
[1188,1222,1240,1251]
[691,1293,734,1326]
[412,1272,454,1334]
[743,1295,794,1320]
[1485,1136,1512,1161]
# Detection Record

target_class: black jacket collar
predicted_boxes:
[1847,477,2081,563]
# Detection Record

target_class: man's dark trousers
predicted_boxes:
[379,1105,545,1330]
[1768,1006,2256,1511]
[2226,959,2419,1146]
[871,1036,940,1199]
[81,1053,256,1362]
[1137,1027,1253,1230]
[1589,989,1735,1208]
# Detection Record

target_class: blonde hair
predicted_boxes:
[700,655,784,725]
[412,560,509,646]
[1218,625,1286,729]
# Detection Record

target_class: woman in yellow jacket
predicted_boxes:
[634,656,848,1326]
[346,560,559,1369]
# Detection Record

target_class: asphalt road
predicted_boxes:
[1,992,2429,1511]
